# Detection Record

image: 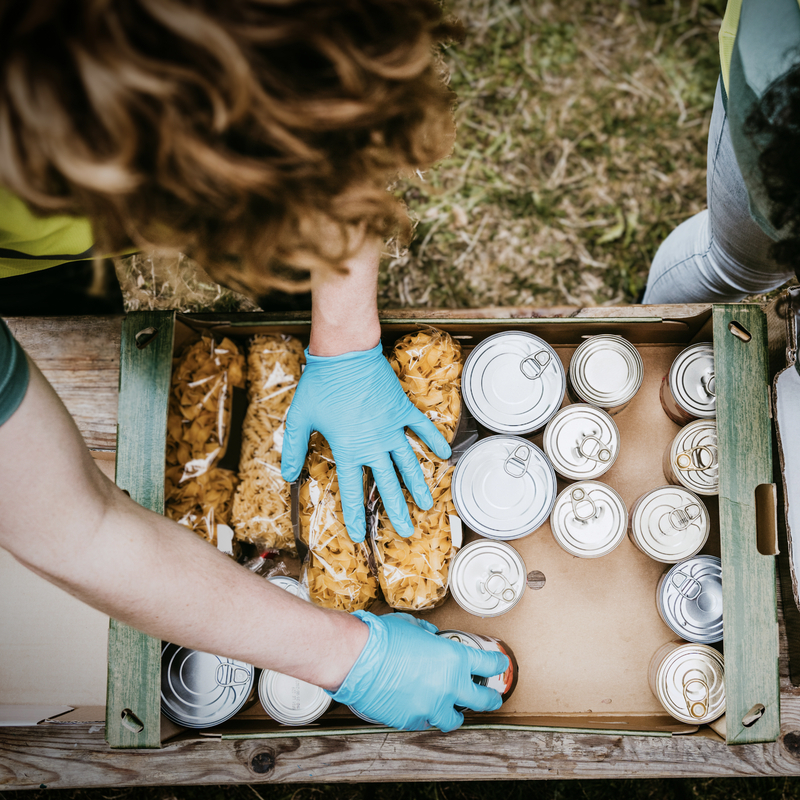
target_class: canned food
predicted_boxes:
[258,668,332,726]
[663,420,719,496]
[648,641,725,724]
[437,630,519,704]
[451,436,557,540]
[348,705,383,725]
[568,335,644,414]
[268,575,311,603]
[660,343,716,426]
[161,643,256,729]
[550,481,627,558]
[542,404,620,481]
[448,539,527,617]
[461,331,565,435]
[657,556,723,644]
[629,486,710,563]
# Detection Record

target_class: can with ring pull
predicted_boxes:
[660,342,716,426]
[663,420,719,496]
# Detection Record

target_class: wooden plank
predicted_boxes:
[5,315,121,450]
[714,305,780,744]
[4,699,800,789]
[105,311,175,749]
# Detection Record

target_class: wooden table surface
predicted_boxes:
[4,311,800,789]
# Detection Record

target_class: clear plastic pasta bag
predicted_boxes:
[298,434,378,612]
[231,335,305,552]
[164,335,246,546]
[389,327,463,444]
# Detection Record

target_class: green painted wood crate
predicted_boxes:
[107,306,779,748]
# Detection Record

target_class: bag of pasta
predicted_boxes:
[164,335,246,547]
[298,434,378,612]
[369,327,464,611]
[389,327,463,444]
[231,334,304,552]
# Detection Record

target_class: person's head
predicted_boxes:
[0,0,462,295]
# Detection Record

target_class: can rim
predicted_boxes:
[543,404,620,480]
[569,335,643,407]
[668,420,719,495]
[657,556,723,644]
[655,643,725,724]
[668,343,716,419]
[258,668,332,725]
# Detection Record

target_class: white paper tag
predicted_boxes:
[449,515,463,549]
[216,524,235,556]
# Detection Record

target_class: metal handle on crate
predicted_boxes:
[504,445,531,478]
[668,503,701,531]
[682,670,710,719]
[577,434,613,464]
[676,444,718,472]
[570,487,598,522]
[671,570,703,601]
[520,350,551,380]
[480,568,518,604]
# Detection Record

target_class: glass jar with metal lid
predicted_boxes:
[660,343,716,426]
[436,629,519,704]
[461,331,565,435]
[550,481,628,558]
[542,404,620,481]
[268,574,311,603]
[448,539,527,617]
[161,643,257,729]
[657,556,723,644]
[258,668,332,726]
[567,334,644,414]
[451,436,557,540]
[628,486,710,563]
[663,420,719,496]
[648,641,725,725]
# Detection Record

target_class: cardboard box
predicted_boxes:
[4,306,778,746]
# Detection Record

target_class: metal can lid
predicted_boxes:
[550,481,628,558]
[268,575,311,603]
[451,436,557,540]
[658,556,723,644]
[669,343,716,419]
[569,335,643,408]
[348,705,384,725]
[669,420,719,495]
[161,643,255,729]
[462,331,565,434]
[448,540,527,617]
[631,486,710,562]
[258,669,332,726]
[655,643,725,724]
[543,404,620,480]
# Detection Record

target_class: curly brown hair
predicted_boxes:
[0,0,463,294]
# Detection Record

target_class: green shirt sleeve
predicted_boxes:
[0,318,30,426]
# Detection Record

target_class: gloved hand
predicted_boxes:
[329,612,509,731]
[281,343,451,542]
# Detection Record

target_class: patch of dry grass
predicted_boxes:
[379,0,726,310]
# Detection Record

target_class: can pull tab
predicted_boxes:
[570,487,598,522]
[668,503,701,531]
[676,444,718,472]
[682,670,709,719]
[701,371,716,398]
[215,662,251,687]
[577,434,613,464]
[480,568,518,604]
[519,350,551,380]
[504,445,531,478]
[671,570,703,601]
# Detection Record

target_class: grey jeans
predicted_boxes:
[642,81,795,304]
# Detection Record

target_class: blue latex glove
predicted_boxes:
[281,343,452,542]
[329,612,510,731]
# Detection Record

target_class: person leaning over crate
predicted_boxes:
[0,0,508,732]
[643,0,800,304]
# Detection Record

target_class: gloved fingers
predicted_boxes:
[405,407,452,460]
[371,453,415,537]
[337,462,368,543]
[391,439,433,511]
[428,705,465,734]
[456,681,504,714]
[467,646,510,679]
[391,613,439,635]
[280,409,312,482]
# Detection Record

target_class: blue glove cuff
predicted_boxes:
[304,342,383,366]
[325,610,381,704]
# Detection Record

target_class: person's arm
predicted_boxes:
[0,354,368,690]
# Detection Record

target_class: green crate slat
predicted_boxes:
[714,305,780,744]
[106,311,175,749]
